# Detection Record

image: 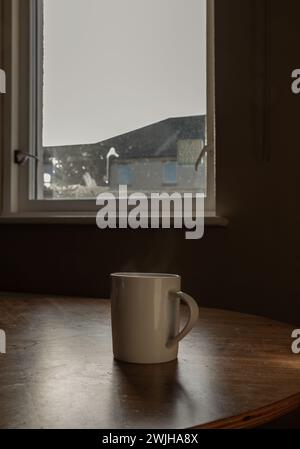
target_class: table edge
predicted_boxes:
[191,393,300,429]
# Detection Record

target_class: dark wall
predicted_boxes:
[1,0,300,326]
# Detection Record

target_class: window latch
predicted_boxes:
[14,150,39,166]
[195,145,208,172]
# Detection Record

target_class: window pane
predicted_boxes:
[116,165,133,186]
[163,162,177,185]
[39,0,207,199]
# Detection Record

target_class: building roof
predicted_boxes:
[44,115,206,161]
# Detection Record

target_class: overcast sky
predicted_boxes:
[43,0,206,147]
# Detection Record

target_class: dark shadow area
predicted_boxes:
[107,359,198,428]
[259,407,300,429]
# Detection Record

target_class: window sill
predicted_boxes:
[0,212,228,227]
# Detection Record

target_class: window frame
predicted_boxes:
[0,0,216,221]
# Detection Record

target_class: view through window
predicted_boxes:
[38,0,207,199]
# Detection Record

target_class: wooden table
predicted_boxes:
[0,294,300,429]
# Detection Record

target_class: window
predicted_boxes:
[163,162,177,186]
[116,165,133,187]
[1,0,215,218]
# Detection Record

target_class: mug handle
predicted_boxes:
[166,291,199,348]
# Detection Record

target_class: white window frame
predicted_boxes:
[0,0,218,223]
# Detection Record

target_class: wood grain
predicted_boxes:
[0,293,299,429]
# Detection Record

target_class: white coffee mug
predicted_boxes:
[110,273,199,364]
